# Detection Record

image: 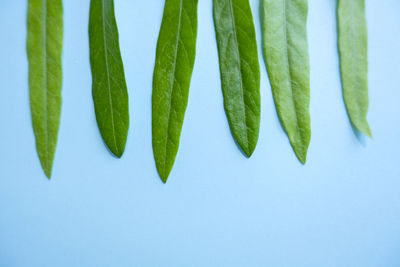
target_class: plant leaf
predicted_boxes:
[152,0,198,183]
[338,0,372,137]
[213,0,261,157]
[27,0,63,178]
[89,0,129,157]
[262,0,311,164]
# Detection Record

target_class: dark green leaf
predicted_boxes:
[213,0,261,157]
[89,0,129,157]
[338,0,372,137]
[262,0,311,164]
[152,0,198,183]
[27,0,63,178]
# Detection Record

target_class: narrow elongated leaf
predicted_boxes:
[89,0,129,157]
[152,0,198,183]
[338,0,372,137]
[262,0,311,164]
[27,0,63,178]
[213,0,261,157]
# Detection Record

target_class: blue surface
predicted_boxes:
[1,0,400,266]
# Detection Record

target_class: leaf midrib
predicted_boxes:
[228,0,249,151]
[101,0,119,155]
[42,0,50,171]
[162,0,183,177]
[346,0,359,86]
[282,0,302,146]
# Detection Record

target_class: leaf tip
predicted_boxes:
[239,140,257,158]
[353,119,372,139]
[361,126,373,139]
[114,151,124,158]
[38,156,53,179]
[43,166,52,179]
[108,144,125,158]
[298,156,307,165]
[293,146,308,165]
[243,148,254,158]
[159,171,169,184]
[155,164,171,184]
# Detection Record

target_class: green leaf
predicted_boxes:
[338,0,372,137]
[89,0,129,157]
[152,0,198,183]
[27,0,63,178]
[213,0,261,157]
[262,0,311,164]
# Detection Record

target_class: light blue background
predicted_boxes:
[1,0,400,266]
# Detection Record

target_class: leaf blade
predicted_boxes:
[152,0,198,183]
[27,0,63,178]
[262,0,311,164]
[89,0,129,157]
[338,0,372,137]
[213,0,261,157]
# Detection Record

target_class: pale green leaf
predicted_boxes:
[338,0,372,137]
[27,0,63,178]
[262,0,311,164]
